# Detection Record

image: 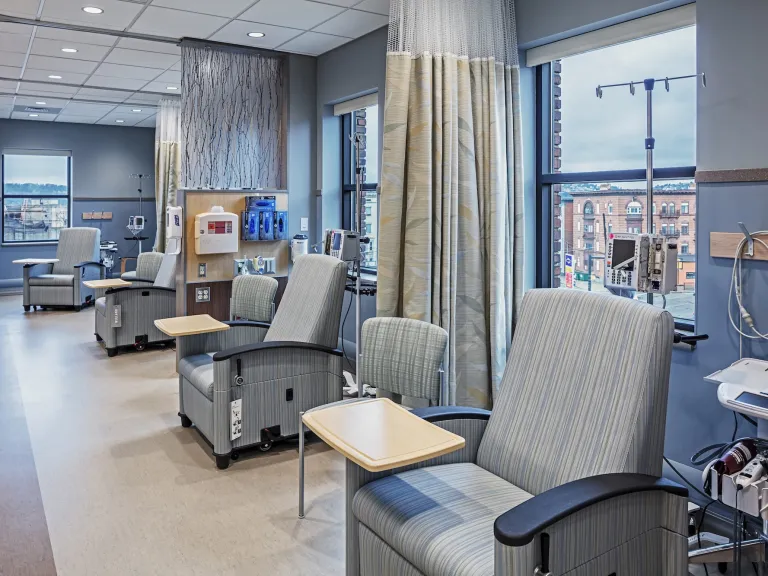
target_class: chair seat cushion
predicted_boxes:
[178,353,215,400]
[28,274,74,286]
[121,271,137,280]
[352,463,533,576]
[95,297,106,316]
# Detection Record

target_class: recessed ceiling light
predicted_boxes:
[132,109,142,112]
[82,6,103,14]
[36,101,46,105]
[166,86,178,91]
[48,75,62,79]
[29,114,39,117]
[61,48,78,53]
[247,32,265,38]
[116,119,125,123]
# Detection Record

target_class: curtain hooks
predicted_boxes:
[629,81,635,96]
[664,77,670,92]
[595,86,603,99]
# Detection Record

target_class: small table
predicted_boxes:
[13,258,59,265]
[302,398,465,473]
[82,279,132,289]
[154,314,230,337]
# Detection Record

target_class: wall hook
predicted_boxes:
[739,222,754,257]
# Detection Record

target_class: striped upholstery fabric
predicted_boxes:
[136,252,164,280]
[152,254,176,288]
[359,525,423,576]
[231,275,278,321]
[360,318,447,404]
[476,289,675,495]
[52,228,100,274]
[353,463,532,576]
[28,274,74,286]
[264,255,347,348]
[179,354,215,399]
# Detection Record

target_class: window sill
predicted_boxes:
[2,241,59,247]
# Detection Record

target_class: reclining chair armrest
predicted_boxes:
[492,474,689,575]
[177,323,270,359]
[106,286,176,296]
[23,262,53,278]
[226,320,271,330]
[411,406,492,422]
[74,261,106,270]
[212,341,342,361]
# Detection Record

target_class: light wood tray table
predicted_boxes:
[13,258,60,265]
[154,314,230,337]
[302,398,465,473]
[82,279,132,289]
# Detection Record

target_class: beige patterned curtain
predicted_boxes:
[154,98,181,252]
[377,0,524,408]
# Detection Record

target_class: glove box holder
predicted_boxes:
[710,468,768,519]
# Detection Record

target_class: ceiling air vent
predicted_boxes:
[14,105,63,114]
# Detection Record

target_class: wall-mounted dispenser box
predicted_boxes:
[241,196,288,241]
[194,206,239,255]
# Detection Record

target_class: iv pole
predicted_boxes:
[595,72,705,306]
[351,132,364,396]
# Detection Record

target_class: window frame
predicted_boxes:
[2,152,72,245]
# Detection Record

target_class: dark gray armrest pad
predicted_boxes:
[411,406,492,422]
[225,320,272,329]
[213,341,343,361]
[106,286,175,295]
[494,473,688,547]
[75,261,106,268]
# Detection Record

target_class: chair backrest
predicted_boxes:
[153,254,177,288]
[136,252,164,280]
[53,228,100,274]
[231,275,278,322]
[360,317,448,405]
[264,255,348,348]
[476,289,674,496]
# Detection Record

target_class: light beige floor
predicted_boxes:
[1,295,345,576]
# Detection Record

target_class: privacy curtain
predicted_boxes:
[154,98,181,252]
[377,0,524,408]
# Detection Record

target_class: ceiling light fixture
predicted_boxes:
[116,119,125,123]
[247,32,265,38]
[132,109,142,112]
[61,48,78,53]
[166,86,178,90]
[82,6,103,14]
[36,101,46,105]
[48,75,62,79]
[29,114,39,117]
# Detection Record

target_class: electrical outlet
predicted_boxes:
[195,287,210,303]
[301,217,309,232]
[198,263,207,277]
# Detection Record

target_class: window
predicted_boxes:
[585,242,593,251]
[584,201,594,215]
[544,25,697,322]
[686,271,696,280]
[3,152,71,243]
[577,221,581,231]
[341,102,379,272]
[681,222,689,235]
[681,243,689,254]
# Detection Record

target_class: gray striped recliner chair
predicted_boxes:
[94,253,177,357]
[177,255,348,470]
[121,251,164,287]
[346,289,688,576]
[22,227,105,311]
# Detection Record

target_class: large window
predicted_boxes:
[2,152,71,243]
[342,102,379,273]
[541,25,697,323]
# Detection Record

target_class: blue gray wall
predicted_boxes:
[0,120,155,284]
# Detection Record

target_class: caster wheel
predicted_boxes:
[258,442,273,453]
[231,451,240,461]
[96,334,103,342]
[179,414,192,428]
[718,563,727,574]
[23,306,30,312]
[215,454,231,470]
[135,342,146,352]
[107,348,118,358]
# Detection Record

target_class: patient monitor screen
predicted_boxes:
[612,239,636,270]
[736,392,768,410]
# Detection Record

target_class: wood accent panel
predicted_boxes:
[184,276,290,321]
[696,168,768,183]
[185,191,290,284]
[710,232,768,261]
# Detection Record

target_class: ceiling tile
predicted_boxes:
[22,68,89,84]
[170,60,181,71]
[313,9,388,37]
[63,101,117,115]
[151,0,254,18]
[56,115,99,124]
[35,27,118,48]
[115,38,181,56]
[94,62,162,80]
[14,96,70,108]
[240,0,344,30]
[97,111,143,126]
[26,55,98,74]
[0,22,33,35]
[0,33,32,55]
[113,105,156,115]
[135,115,157,128]
[124,92,165,104]
[30,37,112,62]
[310,0,359,6]
[210,20,303,50]
[76,87,129,102]
[139,81,181,94]
[130,7,228,38]
[41,0,144,31]
[0,51,27,68]
[0,65,22,79]
[0,0,39,17]
[12,111,57,121]
[354,0,389,15]
[0,95,15,106]
[152,70,181,84]
[0,106,13,117]
[85,75,149,91]
[278,31,351,55]
[18,85,80,97]
[104,48,179,70]
[0,79,18,91]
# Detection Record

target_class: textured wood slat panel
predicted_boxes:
[696,168,768,183]
[710,232,768,261]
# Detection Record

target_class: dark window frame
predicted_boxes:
[2,153,72,245]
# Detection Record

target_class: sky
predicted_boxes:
[558,26,697,174]
[4,155,69,185]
